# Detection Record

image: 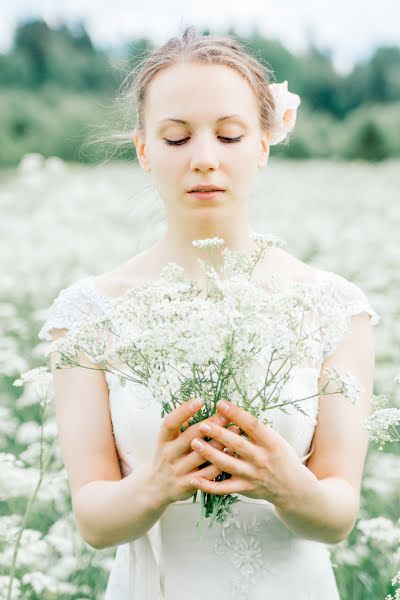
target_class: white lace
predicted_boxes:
[38,276,106,341]
[38,270,380,361]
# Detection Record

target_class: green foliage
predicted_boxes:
[1,18,116,92]
[347,120,389,162]
[1,87,400,166]
[0,87,119,166]
[341,103,400,161]
[1,18,400,165]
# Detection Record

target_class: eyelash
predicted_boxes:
[164,136,243,146]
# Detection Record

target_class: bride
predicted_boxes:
[39,26,379,599]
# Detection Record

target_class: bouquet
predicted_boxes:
[46,232,362,534]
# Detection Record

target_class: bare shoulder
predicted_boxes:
[92,248,156,300]
[264,246,319,284]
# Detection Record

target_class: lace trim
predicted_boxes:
[317,272,380,360]
[325,272,380,324]
[38,271,380,367]
[38,277,106,341]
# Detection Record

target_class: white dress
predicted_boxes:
[38,268,380,600]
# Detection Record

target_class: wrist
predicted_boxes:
[274,464,321,515]
[143,462,172,511]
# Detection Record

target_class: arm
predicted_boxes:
[49,327,170,550]
[274,470,360,544]
[274,311,375,544]
[73,462,170,550]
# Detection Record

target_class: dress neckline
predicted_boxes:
[84,268,333,305]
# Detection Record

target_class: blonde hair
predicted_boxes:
[89,26,279,161]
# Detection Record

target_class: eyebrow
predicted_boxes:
[157,114,246,126]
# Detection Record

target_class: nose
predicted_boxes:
[189,136,220,172]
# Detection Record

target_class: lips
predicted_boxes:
[188,185,225,192]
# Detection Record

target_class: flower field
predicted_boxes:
[1,154,399,599]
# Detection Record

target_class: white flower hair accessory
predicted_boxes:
[268,80,301,145]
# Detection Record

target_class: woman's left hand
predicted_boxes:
[189,399,314,508]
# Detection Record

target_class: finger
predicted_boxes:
[180,411,227,433]
[190,474,249,496]
[197,421,258,462]
[180,420,190,433]
[173,411,231,455]
[216,400,276,447]
[190,436,249,478]
[179,409,231,435]
[189,443,238,481]
[176,432,232,475]
[176,424,240,475]
[228,426,240,435]
[190,463,223,481]
[159,398,203,443]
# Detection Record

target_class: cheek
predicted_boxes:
[157,147,186,171]
[233,137,259,161]
[150,151,183,183]
[230,144,259,174]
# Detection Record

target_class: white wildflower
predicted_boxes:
[371,393,390,411]
[192,237,225,248]
[13,366,52,388]
[22,571,80,595]
[323,367,362,405]
[364,407,400,449]
[392,570,400,586]
[250,231,286,249]
[12,367,53,408]
[357,516,400,550]
[0,515,21,542]
[18,152,45,173]
[0,576,21,599]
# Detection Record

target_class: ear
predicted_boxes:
[133,129,151,172]
[258,131,271,168]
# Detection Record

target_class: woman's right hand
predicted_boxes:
[150,398,240,504]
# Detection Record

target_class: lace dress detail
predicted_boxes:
[38,277,106,341]
[316,271,380,361]
[37,268,380,600]
[213,505,272,600]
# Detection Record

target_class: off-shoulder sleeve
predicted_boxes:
[320,271,380,361]
[38,278,105,342]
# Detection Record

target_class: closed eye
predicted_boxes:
[164,136,243,146]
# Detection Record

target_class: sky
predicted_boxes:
[1,0,399,75]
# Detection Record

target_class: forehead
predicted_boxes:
[145,62,259,126]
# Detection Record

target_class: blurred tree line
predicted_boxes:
[0,17,399,167]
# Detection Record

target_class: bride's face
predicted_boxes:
[134,62,270,221]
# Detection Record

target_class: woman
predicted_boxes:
[39,26,380,599]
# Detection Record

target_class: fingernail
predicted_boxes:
[199,423,212,433]
[217,400,229,411]
[192,439,203,450]
[217,413,229,423]
[190,398,202,409]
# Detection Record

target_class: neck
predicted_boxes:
[153,222,258,283]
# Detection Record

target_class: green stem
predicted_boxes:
[7,395,54,600]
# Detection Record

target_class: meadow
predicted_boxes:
[0,153,399,599]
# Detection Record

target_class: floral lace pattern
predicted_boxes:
[213,505,278,600]
[38,276,106,341]
[316,271,380,360]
